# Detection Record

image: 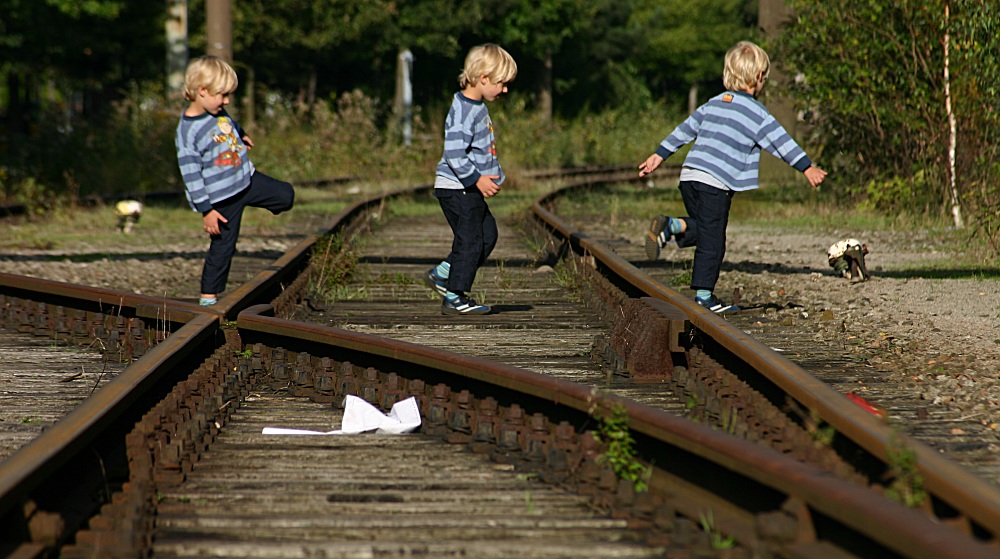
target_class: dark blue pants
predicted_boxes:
[673,181,734,292]
[434,188,498,294]
[201,172,295,295]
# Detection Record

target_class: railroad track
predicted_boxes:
[0,170,998,558]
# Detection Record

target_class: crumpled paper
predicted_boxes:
[262,395,421,435]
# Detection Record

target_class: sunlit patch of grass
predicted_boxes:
[0,185,352,253]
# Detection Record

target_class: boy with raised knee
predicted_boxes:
[639,41,826,314]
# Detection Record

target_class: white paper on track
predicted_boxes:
[262,395,421,435]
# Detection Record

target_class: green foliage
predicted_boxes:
[669,269,693,288]
[699,511,736,549]
[630,0,756,96]
[496,0,603,57]
[775,0,1000,252]
[0,176,54,216]
[854,170,937,215]
[44,0,123,19]
[593,404,649,493]
[493,93,684,170]
[552,259,583,292]
[776,2,944,178]
[885,429,927,508]
[309,233,358,302]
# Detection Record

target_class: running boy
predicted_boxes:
[424,44,517,315]
[175,55,294,306]
[639,41,826,314]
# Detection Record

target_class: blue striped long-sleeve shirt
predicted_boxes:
[435,92,504,189]
[175,108,255,213]
[655,91,811,191]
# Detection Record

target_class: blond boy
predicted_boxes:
[639,41,827,314]
[424,44,517,315]
[175,55,294,306]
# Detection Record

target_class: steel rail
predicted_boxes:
[0,272,204,327]
[0,311,221,556]
[235,304,1000,559]
[532,179,1000,543]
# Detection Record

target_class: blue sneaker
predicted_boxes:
[645,215,670,260]
[696,294,739,314]
[199,297,217,306]
[442,295,491,315]
[423,268,448,297]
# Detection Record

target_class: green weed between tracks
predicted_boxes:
[593,403,650,493]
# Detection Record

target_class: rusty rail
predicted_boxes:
[532,179,1000,545]
[234,304,1000,559]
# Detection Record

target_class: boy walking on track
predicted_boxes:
[639,41,826,314]
[175,55,295,307]
[424,44,517,315]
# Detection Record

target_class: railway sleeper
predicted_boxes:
[66,340,781,558]
[54,329,992,558]
[0,294,168,363]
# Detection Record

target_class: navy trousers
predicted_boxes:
[201,171,295,295]
[434,187,498,294]
[673,180,734,292]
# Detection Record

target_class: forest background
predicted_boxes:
[1,0,998,256]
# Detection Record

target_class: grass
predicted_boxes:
[0,185,353,253]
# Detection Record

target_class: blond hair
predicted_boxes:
[723,41,770,92]
[183,55,238,102]
[458,44,517,89]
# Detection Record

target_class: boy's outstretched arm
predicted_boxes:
[638,153,664,178]
[804,166,827,189]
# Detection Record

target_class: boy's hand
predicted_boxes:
[638,154,663,178]
[804,166,827,189]
[242,135,254,149]
[476,175,501,198]
[202,209,228,236]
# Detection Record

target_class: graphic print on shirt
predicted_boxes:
[212,116,243,167]
[486,116,497,160]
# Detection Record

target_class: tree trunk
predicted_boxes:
[206,0,232,62]
[688,82,699,115]
[943,2,963,228]
[539,48,553,122]
[307,65,317,110]
[394,49,414,146]
[165,0,188,97]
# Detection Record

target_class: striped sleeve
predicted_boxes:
[440,99,483,188]
[656,110,704,159]
[756,116,811,171]
[175,118,213,212]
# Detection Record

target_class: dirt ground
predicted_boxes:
[625,220,1000,435]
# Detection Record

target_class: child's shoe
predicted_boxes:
[695,294,739,314]
[441,294,491,315]
[423,268,449,296]
[199,297,218,306]
[645,214,670,260]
